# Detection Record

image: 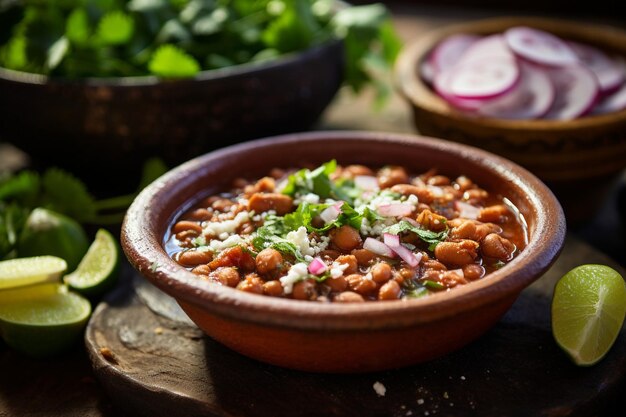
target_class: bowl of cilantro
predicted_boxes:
[0,0,399,192]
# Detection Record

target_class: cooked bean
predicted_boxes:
[191,264,211,275]
[293,279,318,300]
[427,175,451,186]
[378,166,409,189]
[416,209,447,232]
[434,240,479,267]
[208,246,255,271]
[176,230,199,242]
[463,264,485,281]
[370,262,392,283]
[253,177,276,193]
[346,274,377,295]
[475,222,503,241]
[236,274,263,294]
[482,233,516,261]
[344,164,375,177]
[352,248,376,266]
[214,267,241,287]
[439,270,469,288]
[378,280,401,300]
[390,184,433,204]
[423,260,447,271]
[336,255,358,275]
[263,280,284,296]
[172,220,203,234]
[330,225,362,251]
[269,168,285,179]
[178,250,212,266]
[334,291,365,302]
[247,193,293,215]
[478,205,510,223]
[212,198,235,212]
[256,248,283,274]
[185,208,212,221]
[398,267,416,281]
[454,176,473,192]
[450,220,477,240]
[319,249,341,261]
[326,275,348,292]
[464,189,489,203]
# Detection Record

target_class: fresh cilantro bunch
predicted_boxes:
[0,0,401,95]
[0,158,167,259]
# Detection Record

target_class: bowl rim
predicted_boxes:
[395,16,626,129]
[121,130,566,331]
[0,39,343,87]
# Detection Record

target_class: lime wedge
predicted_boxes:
[0,283,91,357]
[0,256,67,289]
[64,229,120,297]
[552,264,626,366]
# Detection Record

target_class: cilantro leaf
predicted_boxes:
[41,168,96,223]
[383,220,449,251]
[148,44,200,77]
[65,8,90,45]
[0,202,29,260]
[0,170,40,206]
[252,220,304,262]
[97,11,134,45]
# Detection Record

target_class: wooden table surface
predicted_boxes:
[1,4,625,417]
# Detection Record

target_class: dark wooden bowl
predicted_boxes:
[121,131,565,373]
[0,41,343,192]
[395,17,626,222]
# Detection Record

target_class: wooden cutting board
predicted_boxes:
[84,235,626,417]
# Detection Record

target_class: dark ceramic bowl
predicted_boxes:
[121,131,566,373]
[395,17,626,222]
[0,41,343,192]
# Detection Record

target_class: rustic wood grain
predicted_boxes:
[83,235,626,417]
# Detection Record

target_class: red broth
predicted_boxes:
[164,161,527,302]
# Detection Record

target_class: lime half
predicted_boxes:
[0,283,91,357]
[64,229,120,297]
[0,256,67,289]
[552,264,626,366]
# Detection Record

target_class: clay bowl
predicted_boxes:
[0,41,342,193]
[121,131,566,373]
[395,17,626,223]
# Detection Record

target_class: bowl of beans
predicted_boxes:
[122,131,565,372]
[395,17,626,222]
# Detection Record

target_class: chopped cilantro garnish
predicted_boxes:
[423,280,445,290]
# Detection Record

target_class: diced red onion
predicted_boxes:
[401,217,419,227]
[383,233,422,268]
[363,237,396,258]
[377,203,414,217]
[308,257,327,275]
[455,201,480,220]
[320,205,341,224]
[355,175,379,191]
[383,233,400,247]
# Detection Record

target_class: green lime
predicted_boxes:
[17,208,89,272]
[63,229,120,297]
[0,256,67,289]
[0,283,91,357]
[552,264,626,366]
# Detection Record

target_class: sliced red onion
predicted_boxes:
[458,35,515,65]
[435,55,520,100]
[544,65,599,120]
[401,217,419,227]
[568,41,625,94]
[308,257,327,275]
[477,62,555,120]
[354,175,379,191]
[505,26,578,66]
[421,58,436,85]
[593,82,626,114]
[430,34,481,73]
[383,233,400,247]
[377,203,414,217]
[320,204,341,224]
[455,201,480,220]
[363,237,396,258]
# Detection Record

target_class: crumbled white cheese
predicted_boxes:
[407,194,419,205]
[373,381,386,397]
[295,193,320,205]
[330,261,349,278]
[208,234,247,252]
[285,226,315,256]
[280,263,309,294]
[204,211,249,238]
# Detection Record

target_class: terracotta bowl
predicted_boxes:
[395,17,626,222]
[121,131,566,373]
[0,41,342,193]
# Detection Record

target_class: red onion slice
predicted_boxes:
[363,238,396,258]
[593,82,626,114]
[505,26,578,66]
[430,34,481,73]
[455,201,480,220]
[383,233,400,247]
[383,233,422,268]
[421,58,436,85]
[308,257,327,275]
[435,55,520,99]
[377,203,414,217]
[568,41,625,94]
[477,62,555,120]
[544,65,599,120]
[354,175,379,191]
[458,35,515,65]
[320,205,341,224]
